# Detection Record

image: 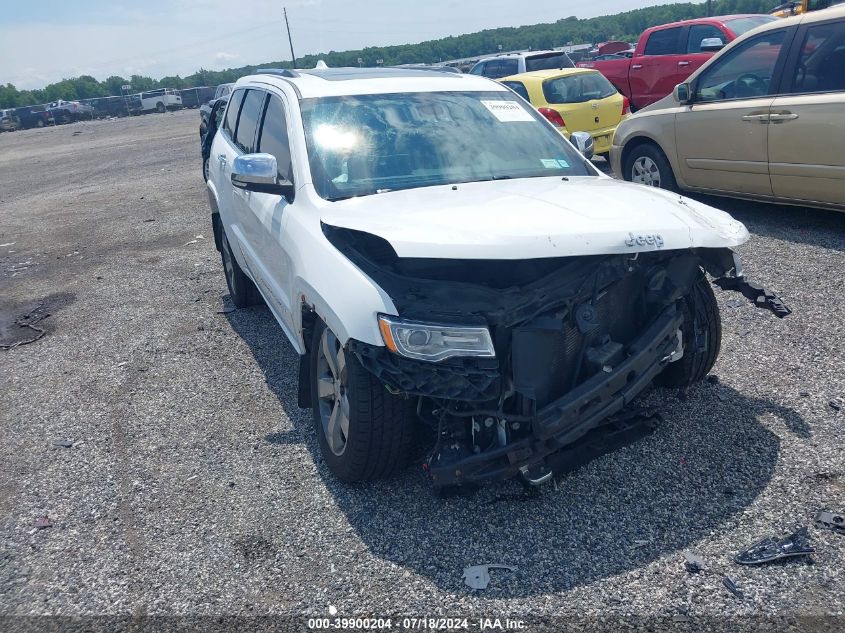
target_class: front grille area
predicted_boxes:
[512,270,649,408]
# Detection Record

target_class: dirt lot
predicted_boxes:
[1,111,844,628]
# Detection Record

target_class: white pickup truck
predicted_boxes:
[206,67,788,489]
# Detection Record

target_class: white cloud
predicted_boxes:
[214,52,240,64]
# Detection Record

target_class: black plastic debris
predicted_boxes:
[735,526,815,565]
[714,276,792,318]
[683,551,705,573]
[830,400,842,412]
[814,510,845,535]
[723,576,744,599]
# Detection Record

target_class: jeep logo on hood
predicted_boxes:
[625,232,664,248]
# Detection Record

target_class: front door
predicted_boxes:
[630,26,684,108]
[247,93,298,337]
[675,28,790,195]
[768,18,845,206]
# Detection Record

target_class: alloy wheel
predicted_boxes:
[316,328,350,456]
[631,156,661,188]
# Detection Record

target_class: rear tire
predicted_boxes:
[156,102,165,113]
[310,320,414,482]
[655,272,721,388]
[624,143,678,192]
[220,228,262,308]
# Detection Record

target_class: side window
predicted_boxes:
[257,95,293,183]
[469,62,485,75]
[525,53,574,71]
[497,59,519,78]
[694,30,786,102]
[687,24,725,53]
[790,20,845,94]
[222,89,245,139]
[502,81,530,101]
[234,89,266,153]
[644,27,683,56]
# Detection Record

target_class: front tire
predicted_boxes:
[624,143,678,192]
[655,273,722,387]
[220,229,262,308]
[310,321,414,482]
[156,102,165,113]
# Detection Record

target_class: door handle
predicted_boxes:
[678,61,690,66]
[768,112,799,123]
[741,113,770,123]
[217,154,227,164]
[632,64,643,70]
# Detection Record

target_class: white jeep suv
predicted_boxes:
[207,67,787,489]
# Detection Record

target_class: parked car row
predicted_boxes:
[612,5,845,211]
[199,56,796,489]
[577,14,778,110]
[0,86,225,132]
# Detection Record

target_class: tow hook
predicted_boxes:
[714,276,792,318]
[519,464,553,486]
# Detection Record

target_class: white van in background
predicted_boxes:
[139,88,182,113]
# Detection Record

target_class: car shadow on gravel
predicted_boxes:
[226,302,804,597]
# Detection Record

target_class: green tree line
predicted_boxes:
[0,0,775,109]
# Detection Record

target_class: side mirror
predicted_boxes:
[570,131,594,160]
[673,82,692,105]
[700,37,725,52]
[231,153,295,199]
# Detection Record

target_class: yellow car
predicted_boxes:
[498,68,630,157]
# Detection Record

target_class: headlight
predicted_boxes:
[377,315,495,362]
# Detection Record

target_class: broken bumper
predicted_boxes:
[428,305,683,486]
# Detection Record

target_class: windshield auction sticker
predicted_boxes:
[481,100,534,122]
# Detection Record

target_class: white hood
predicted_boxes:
[321,176,749,259]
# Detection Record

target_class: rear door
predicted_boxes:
[674,27,791,195]
[768,17,845,206]
[212,88,245,237]
[229,88,268,273]
[630,26,684,108]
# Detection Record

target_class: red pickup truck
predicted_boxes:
[577,14,776,110]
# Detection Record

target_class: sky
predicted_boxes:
[1,0,686,90]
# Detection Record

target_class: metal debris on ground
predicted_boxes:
[683,551,705,573]
[34,516,53,530]
[53,440,73,448]
[735,525,815,565]
[723,576,744,599]
[462,564,516,590]
[814,510,845,535]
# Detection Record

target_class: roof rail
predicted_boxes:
[256,68,300,78]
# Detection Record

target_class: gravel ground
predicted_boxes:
[1,111,844,630]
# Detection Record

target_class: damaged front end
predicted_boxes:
[325,225,788,488]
